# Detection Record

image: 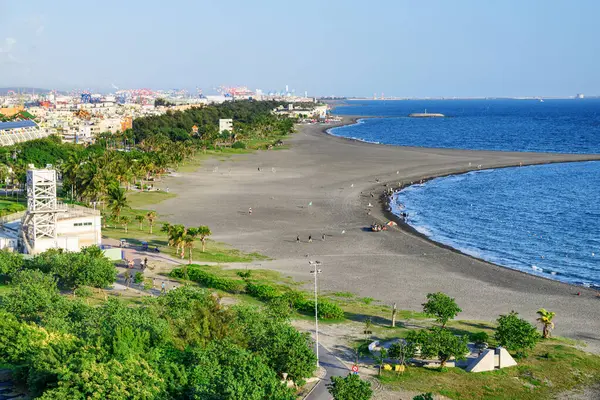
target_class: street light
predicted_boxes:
[309,261,322,368]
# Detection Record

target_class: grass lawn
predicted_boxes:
[103,220,267,264]
[127,191,176,208]
[0,198,26,217]
[379,340,600,400]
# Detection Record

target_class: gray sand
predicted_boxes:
[155,118,600,351]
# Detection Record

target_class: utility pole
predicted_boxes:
[309,261,322,368]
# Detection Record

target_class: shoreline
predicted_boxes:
[323,116,600,292]
[154,116,600,350]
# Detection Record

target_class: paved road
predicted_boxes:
[306,344,349,400]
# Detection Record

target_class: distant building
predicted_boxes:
[0,120,50,146]
[219,119,233,133]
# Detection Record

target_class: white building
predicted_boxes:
[21,167,102,254]
[219,118,233,133]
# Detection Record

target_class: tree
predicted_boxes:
[120,215,131,232]
[2,269,60,321]
[388,340,416,371]
[422,292,462,328]
[407,328,469,368]
[146,211,157,234]
[373,347,388,376]
[536,308,556,339]
[135,214,145,230]
[0,250,24,276]
[495,311,540,357]
[181,228,203,263]
[162,223,186,257]
[107,185,128,218]
[185,340,295,400]
[197,225,212,252]
[327,373,373,400]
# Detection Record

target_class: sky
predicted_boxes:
[1,0,599,97]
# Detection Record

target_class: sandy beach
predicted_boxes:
[154,118,600,352]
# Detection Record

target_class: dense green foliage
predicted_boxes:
[407,327,469,367]
[495,311,540,357]
[0,266,316,398]
[422,292,462,328]
[327,373,373,400]
[170,265,345,320]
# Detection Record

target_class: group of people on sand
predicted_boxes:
[297,234,325,243]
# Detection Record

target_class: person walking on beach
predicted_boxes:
[296,235,300,243]
[248,207,252,215]
[308,235,312,243]
[322,233,325,241]
[161,282,166,295]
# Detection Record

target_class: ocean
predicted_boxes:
[332,99,600,287]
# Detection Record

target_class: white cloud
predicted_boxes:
[36,25,45,35]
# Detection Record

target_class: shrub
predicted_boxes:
[495,311,540,358]
[245,282,280,301]
[232,141,246,149]
[134,272,144,284]
[170,266,245,293]
[470,331,489,345]
[73,286,93,298]
[296,298,345,320]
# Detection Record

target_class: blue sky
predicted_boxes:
[1,0,599,97]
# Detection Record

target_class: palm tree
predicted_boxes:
[536,308,556,339]
[197,225,212,252]
[162,223,186,257]
[183,227,199,264]
[120,216,131,232]
[146,211,157,234]
[135,215,145,230]
[107,185,129,218]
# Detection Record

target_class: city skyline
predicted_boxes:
[1,0,599,97]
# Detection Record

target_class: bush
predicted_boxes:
[170,266,245,294]
[296,298,345,320]
[495,311,540,357]
[470,331,489,344]
[73,286,93,298]
[245,282,280,301]
[134,272,144,284]
[232,141,246,149]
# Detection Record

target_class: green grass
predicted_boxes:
[127,191,176,208]
[0,198,26,217]
[378,341,600,400]
[102,220,266,264]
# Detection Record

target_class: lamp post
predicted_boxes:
[309,261,322,368]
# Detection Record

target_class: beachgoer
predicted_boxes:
[154,246,160,253]
[258,167,261,171]
[166,187,169,193]
[296,235,300,243]
[161,282,166,294]
[577,292,581,296]
[322,234,325,241]
[308,235,312,243]
[249,207,252,214]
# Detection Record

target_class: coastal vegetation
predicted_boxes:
[0,250,317,399]
[0,100,295,208]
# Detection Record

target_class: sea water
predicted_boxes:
[332,100,600,286]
